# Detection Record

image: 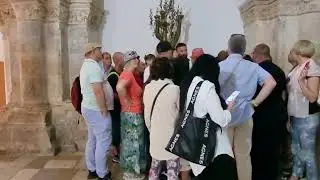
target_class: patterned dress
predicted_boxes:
[120,112,147,179]
[118,71,146,180]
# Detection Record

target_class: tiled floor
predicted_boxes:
[0,152,122,180]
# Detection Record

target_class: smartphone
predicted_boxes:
[305,61,310,69]
[226,91,240,104]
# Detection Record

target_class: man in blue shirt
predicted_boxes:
[219,34,276,180]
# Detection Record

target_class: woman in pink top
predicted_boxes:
[116,51,146,180]
[287,40,320,180]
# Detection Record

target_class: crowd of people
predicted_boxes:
[78,34,320,180]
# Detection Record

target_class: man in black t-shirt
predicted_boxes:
[172,43,190,86]
[107,52,124,163]
[251,44,287,180]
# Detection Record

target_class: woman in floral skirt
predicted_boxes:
[116,50,146,180]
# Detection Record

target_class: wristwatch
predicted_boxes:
[251,100,258,107]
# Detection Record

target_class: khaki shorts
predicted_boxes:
[180,158,191,171]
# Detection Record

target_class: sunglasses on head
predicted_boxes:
[231,34,245,37]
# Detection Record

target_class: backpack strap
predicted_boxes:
[107,72,119,79]
[150,83,170,122]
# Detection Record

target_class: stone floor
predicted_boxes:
[0,152,122,180]
[0,152,308,180]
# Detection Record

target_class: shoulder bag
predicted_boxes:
[165,81,221,166]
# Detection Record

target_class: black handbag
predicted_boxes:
[165,81,221,166]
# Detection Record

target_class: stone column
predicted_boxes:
[0,1,54,154]
[68,0,91,85]
[68,0,104,85]
[12,1,47,105]
[45,0,70,104]
[240,0,320,73]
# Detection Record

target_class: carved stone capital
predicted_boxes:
[12,2,47,21]
[0,4,16,25]
[46,0,70,23]
[88,5,105,28]
[240,0,320,26]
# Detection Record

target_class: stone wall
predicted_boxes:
[240,0,320,73]
[0,0,104,154]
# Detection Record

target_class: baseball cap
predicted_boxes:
[124,50,140,64]
[156,41,173,53]
[190,48,204,60]
[85,43,101,55]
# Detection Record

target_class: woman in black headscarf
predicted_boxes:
[179,54,238,180]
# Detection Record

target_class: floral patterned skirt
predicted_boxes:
[120,112,147,177]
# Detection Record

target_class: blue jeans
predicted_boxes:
[82,107,112,178]
[291,113,320,180]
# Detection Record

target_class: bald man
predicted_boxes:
[251,44,287,180]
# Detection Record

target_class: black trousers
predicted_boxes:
[110,109,121,147]
[195,154,238,180]
[251,114,284,180]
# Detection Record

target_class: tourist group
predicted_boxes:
[73,34,320,180]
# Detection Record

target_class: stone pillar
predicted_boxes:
[45,0,70,104]
[12,1,47,105]
[68,0,91,85]
[68,0,104,85]
[0,1,54,154]
[240,0,320,73]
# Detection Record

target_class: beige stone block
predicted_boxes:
[25,156,52,169]
[0,125,12,151]
[7,110,45,125]
[30,169,76,180]
[44,160,77,169]
[10,155,38,169]
[72,169,87,180]
[10,169,40,180]
[75,157,86,170]
[20,56,43,77]
[20,76,46,104]
[0,168,21,180]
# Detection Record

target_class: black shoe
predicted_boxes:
[98,172,112,180]
[87,171,98,179]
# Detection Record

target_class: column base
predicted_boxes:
[0,105,58,155]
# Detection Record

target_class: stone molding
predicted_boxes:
[46,2,70,23]
[0,3,16,25]
[240,0,320,26]
[68,1,104,26]
[12,2,47,21]
[68,1,91,25]
[88,3,105,28]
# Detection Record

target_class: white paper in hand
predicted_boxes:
[225,91,240,104]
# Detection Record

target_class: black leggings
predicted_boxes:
[110,110,121,147]
[195,154,238,180]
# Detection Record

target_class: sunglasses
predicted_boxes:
[231,34,245,37]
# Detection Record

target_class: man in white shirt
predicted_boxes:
[80,43,112,180]
[143,54,155,83]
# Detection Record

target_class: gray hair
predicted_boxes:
[228,34,246,55]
